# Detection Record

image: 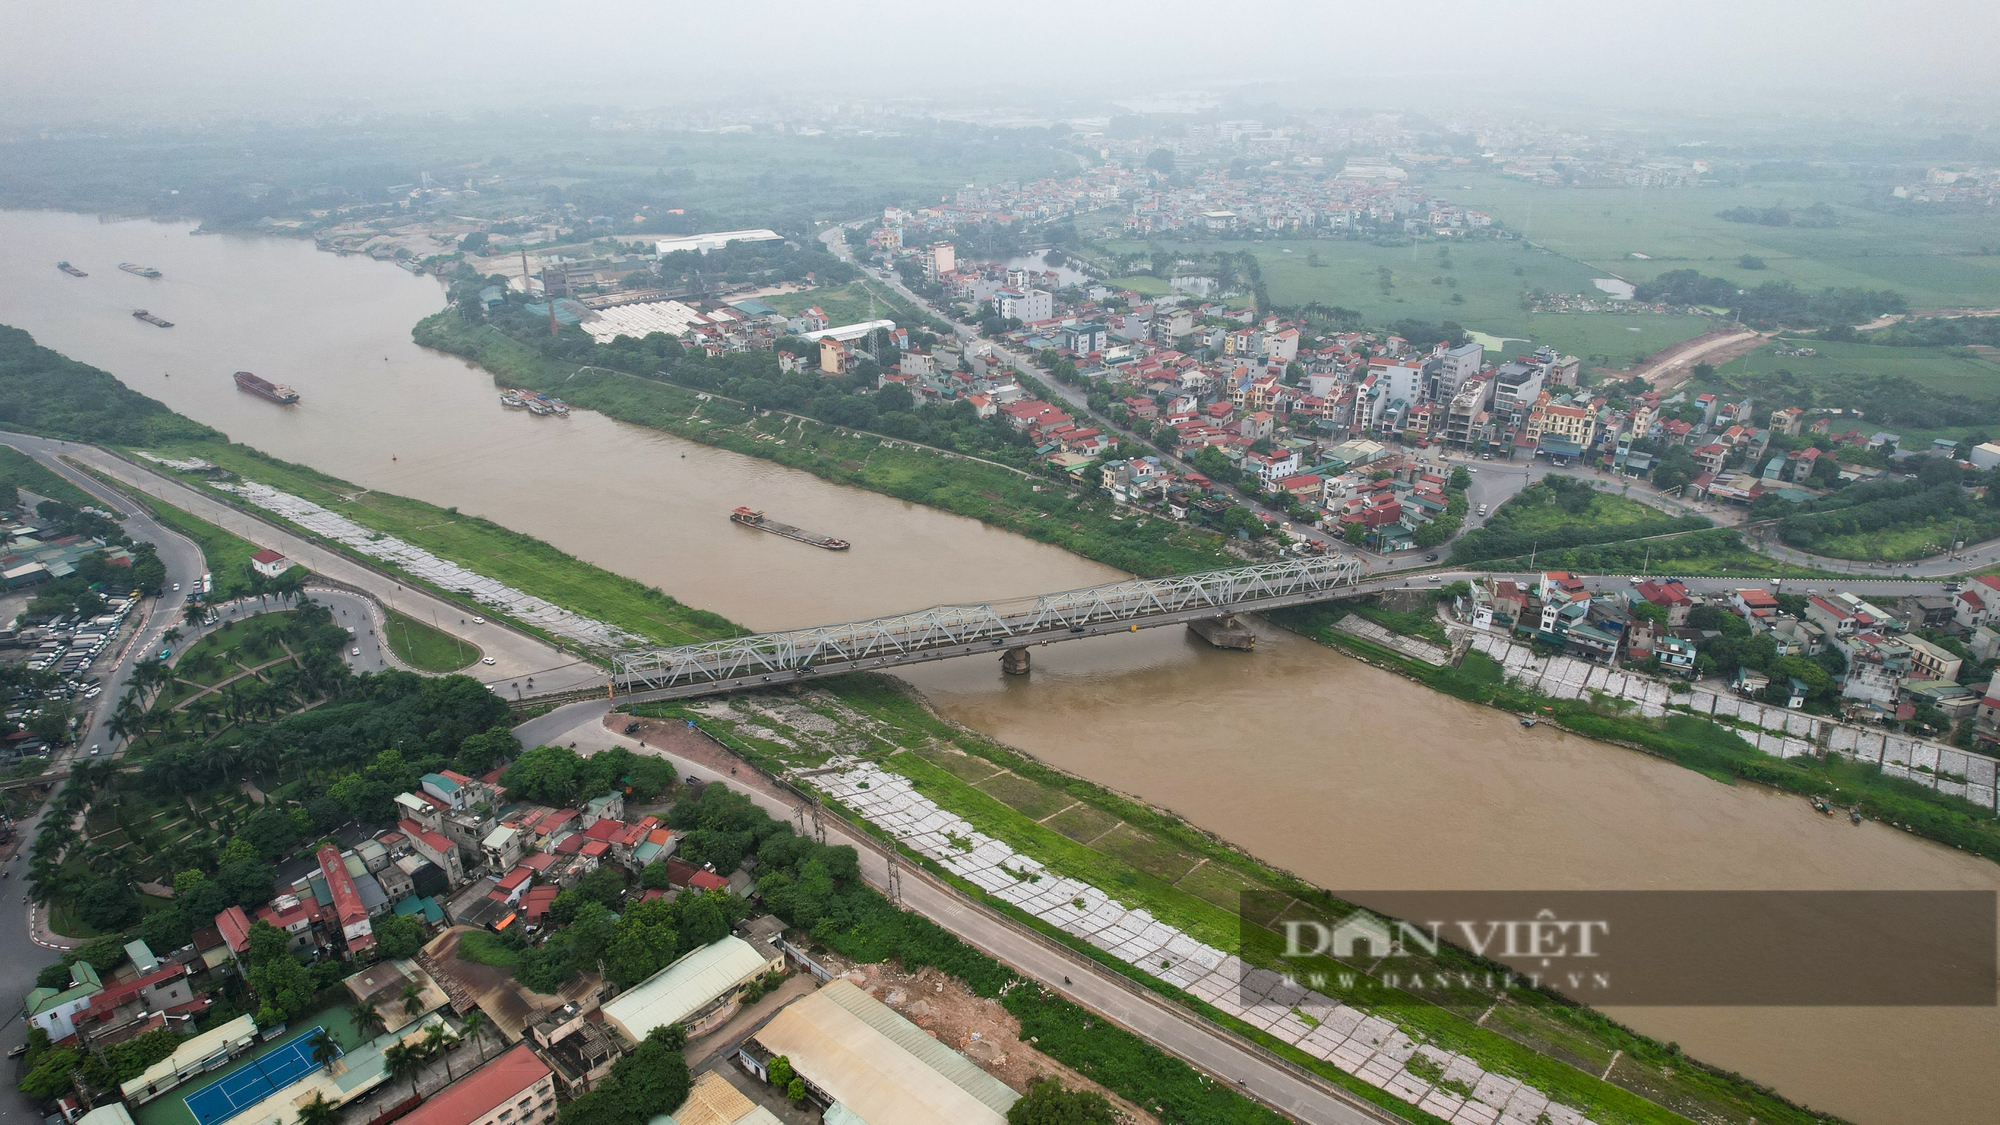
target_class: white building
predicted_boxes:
[653,229,781,256]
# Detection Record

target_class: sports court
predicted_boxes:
[183,1028,341,1125]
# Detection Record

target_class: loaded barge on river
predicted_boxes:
[730,507,850,550]
[56,262,87,277]
[234,370,300,404]
[118,263,163,278]
[131,309,173,328]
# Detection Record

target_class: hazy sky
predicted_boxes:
[5,0,1995,125]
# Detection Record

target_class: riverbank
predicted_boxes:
[1270,603,2000,864]
[632,677,1835,1125]
[412,313,1241,579]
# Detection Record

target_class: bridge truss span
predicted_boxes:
[612,554,1366,702]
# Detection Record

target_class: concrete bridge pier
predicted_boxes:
[1188,615,1256,650]
[1000,646,1031,675]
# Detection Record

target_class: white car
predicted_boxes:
[481,656,496,666]
[351,647,361,657]
[472,616,485,624]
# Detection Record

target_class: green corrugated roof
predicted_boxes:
[817,981,1018,1116]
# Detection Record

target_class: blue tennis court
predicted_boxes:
[183,1028,340,1125]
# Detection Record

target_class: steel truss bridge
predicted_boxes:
[611,554,1367,702]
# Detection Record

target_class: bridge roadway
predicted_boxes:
[611,554,1367,702]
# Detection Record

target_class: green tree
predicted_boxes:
[1007,1079,1117,1125]
[372,912,427,959]
[19,1048,81,1100]
[500,745,582,805]
[296,1094,339,1125]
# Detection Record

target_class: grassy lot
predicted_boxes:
[637,676,1828,1125]
[95,472,265,600]
[761,279,920,327]
[1712,338,2000,400]
[156,612,299,709]
[455,930,521,969]
[383,610,480,672]
[1439,173,2000,309]
[0,444,95,507]
[1794,520,1972,563]
[1102,275,1174,297]
[134,440,740,650]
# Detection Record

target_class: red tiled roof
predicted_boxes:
[397,1045,549,1125]
[398,819,454,857]
[579,840,610,859]
[318,846,369,930]
[496,867,533,892]
[216,906,253,954]
[689,871,728,892]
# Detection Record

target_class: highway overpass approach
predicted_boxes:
[611,554,1368,702]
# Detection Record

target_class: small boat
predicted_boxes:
[1519,717,1537,728]
[56,261,87,277]
[526,399,550,416]
[1812,799,1833,815]
[546,398,570,416]
[500,391,527,409]
[132,309,174,328]
[1851,809,1863,825]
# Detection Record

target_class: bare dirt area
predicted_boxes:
[1628,326,1766,391]
[820,958,1162,1125]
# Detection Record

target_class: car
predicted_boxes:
[1422,553,1439,562]
[6,1043,26,1059]
[89,746,100,755]
[171,582,179,591]
[482,656,496,665]
[351,647,361,656]
[1769,578,1783,587]
[1481,452,1493,460]
[1467,467,1479,473]
[472,616,486,624]
[1427,575,1441,583]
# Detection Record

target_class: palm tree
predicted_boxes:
[458,1010,489,1065]
[308,1029,341,1073]
[296,1094,338,1125]
[400,980,428,1019]
[383,1043,424,1101]
[183,601,210,629]
[351,1000,386,1043]
[164,626,183,647]
[423,1022,454,1080]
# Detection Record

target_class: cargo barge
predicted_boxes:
[131,309,174,328]
[730,507,850,550]
[56,262,87,277]
[118,263,163,278]
[234,370,300,404]
[503,389,569,416]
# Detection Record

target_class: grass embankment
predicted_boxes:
[0,444,96,507]
[1272,603,2000,865]
[413,313,1237,578]
[633,677,1829,1125]
[86,468,266,600]
[131,441,739,651]
[384,610,479,672]
[1452,478,1819,577]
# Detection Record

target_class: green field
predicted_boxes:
[135,442,739,650]
[383,609,479,672]
[1096,235,1717,365]
[1102,274,1174,297]
[1714,339,2000,400]
[1440,173,2000,310]
[0,445,95,507]
[762,278,918,327]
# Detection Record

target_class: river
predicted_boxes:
[3,210,1995,1125]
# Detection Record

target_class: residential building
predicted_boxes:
[1902,635,1964,684]
[318,845,375,957]
[924,242,955,280]
[27,961,102,1042]
[398,820,467,886]
[819,338,846,376]
[250,551,293,579]
[396,1045,556,1125]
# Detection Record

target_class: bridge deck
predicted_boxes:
[611,555,1365,703]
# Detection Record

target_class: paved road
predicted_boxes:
[521,699,1393,1125]
[16,438,605,696]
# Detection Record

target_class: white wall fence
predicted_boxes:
[1454,627,2000,813]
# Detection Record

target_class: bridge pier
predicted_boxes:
[1000,646,1031,676]
[1188,614,1256,650]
